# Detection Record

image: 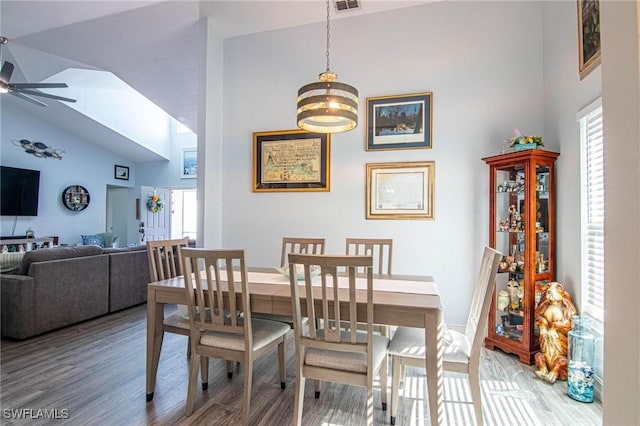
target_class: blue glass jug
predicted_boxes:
[567,316,595,402]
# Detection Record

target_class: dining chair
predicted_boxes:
[147,237,213,393]
[180,248,289,424]
[253,237,325,327]
[387,246,501,425]
[345,238,393,336]
[345,237,393,275]
[281,237,325,267]
[146,237,191,347]
[288,253,389,426]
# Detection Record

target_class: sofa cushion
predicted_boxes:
[82,234,104,247]
[0,252,25,274]
[107,248,150,312]
[19,245,104,275]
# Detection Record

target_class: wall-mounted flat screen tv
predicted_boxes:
[1,166,41,216]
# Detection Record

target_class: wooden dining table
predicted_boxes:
[146,268,445,425]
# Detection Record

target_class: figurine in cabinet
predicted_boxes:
[533,282,578,383]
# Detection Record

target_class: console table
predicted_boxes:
[0,237,54,252]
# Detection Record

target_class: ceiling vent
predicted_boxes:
[334,0,361,13]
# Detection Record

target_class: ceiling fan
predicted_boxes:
[0,36,76,107]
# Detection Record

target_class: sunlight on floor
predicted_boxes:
[399,374,544,426]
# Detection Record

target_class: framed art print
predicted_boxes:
[114,165,129,181]
[366,92,432,151]
[577,0,601,80]
[366,161,435,220]
[253,129,330,192]
[181,148,197,179]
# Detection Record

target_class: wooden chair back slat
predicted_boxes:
[147,238,190,282]
[281,237,325,267]
[181,248,249,341]
[288,253,373,352]
[345,238,393,275]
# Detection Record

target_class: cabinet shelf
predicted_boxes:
[483,149,559,365]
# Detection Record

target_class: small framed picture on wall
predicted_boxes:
[114,165,129,181]
[577,0,601,79]
[181,148,197,179]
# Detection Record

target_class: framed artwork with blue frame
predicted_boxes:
[366,92,432,151]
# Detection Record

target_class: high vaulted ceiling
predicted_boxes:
[1,1,430,161]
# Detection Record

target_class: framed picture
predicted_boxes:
[577,0,601,80]
[114,165,129,181]
[181,147,197,179]
[253,129,330,192]
[366,161,435,220]
[366,92,432,151]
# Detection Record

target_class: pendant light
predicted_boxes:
[297,0,358,133]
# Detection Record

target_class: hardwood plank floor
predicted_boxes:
[1,305,602,425]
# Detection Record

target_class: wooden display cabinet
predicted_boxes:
[482,149,559,364]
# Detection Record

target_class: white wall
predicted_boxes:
[135,122,197,189]
[600,1,640,424]
[0,101,135,245]
[198,16,224,249]
[218,1,544,324]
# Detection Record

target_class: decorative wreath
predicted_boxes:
[147,193,163,213]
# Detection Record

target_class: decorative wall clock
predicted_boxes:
[62,185,90,211]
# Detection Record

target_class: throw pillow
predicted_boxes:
[81,234,104,247]
[0,251,25,274]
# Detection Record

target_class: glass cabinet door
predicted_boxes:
[493,164,526,342]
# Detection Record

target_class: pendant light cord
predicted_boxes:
[325,0,331,74]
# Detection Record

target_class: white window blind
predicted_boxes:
[580,100,604,333]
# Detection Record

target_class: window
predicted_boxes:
[579,98,604,397]
[579,98,604,334]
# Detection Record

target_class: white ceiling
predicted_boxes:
[0,0,431,161]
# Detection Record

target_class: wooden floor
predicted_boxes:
[1,304,602,425]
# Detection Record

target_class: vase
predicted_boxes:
[567,316,595,402]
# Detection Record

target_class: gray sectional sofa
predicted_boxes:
[0,244,150,339]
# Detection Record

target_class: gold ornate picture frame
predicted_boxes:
[366,161,435,220]
[577,0,601,80]
[253,129,330,192]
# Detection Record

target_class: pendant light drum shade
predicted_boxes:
[296,0,358,134]
[297,74,358,133]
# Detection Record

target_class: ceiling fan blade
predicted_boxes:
[0,61,14,84]
[9,91,47,107]
[13,88,76,103]
[10,82,68,89]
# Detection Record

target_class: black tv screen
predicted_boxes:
[1,166,41,216]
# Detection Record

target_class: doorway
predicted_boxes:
[106,185,128,247]
[171,188,197,240]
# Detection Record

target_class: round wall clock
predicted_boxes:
[62,185,90,212]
